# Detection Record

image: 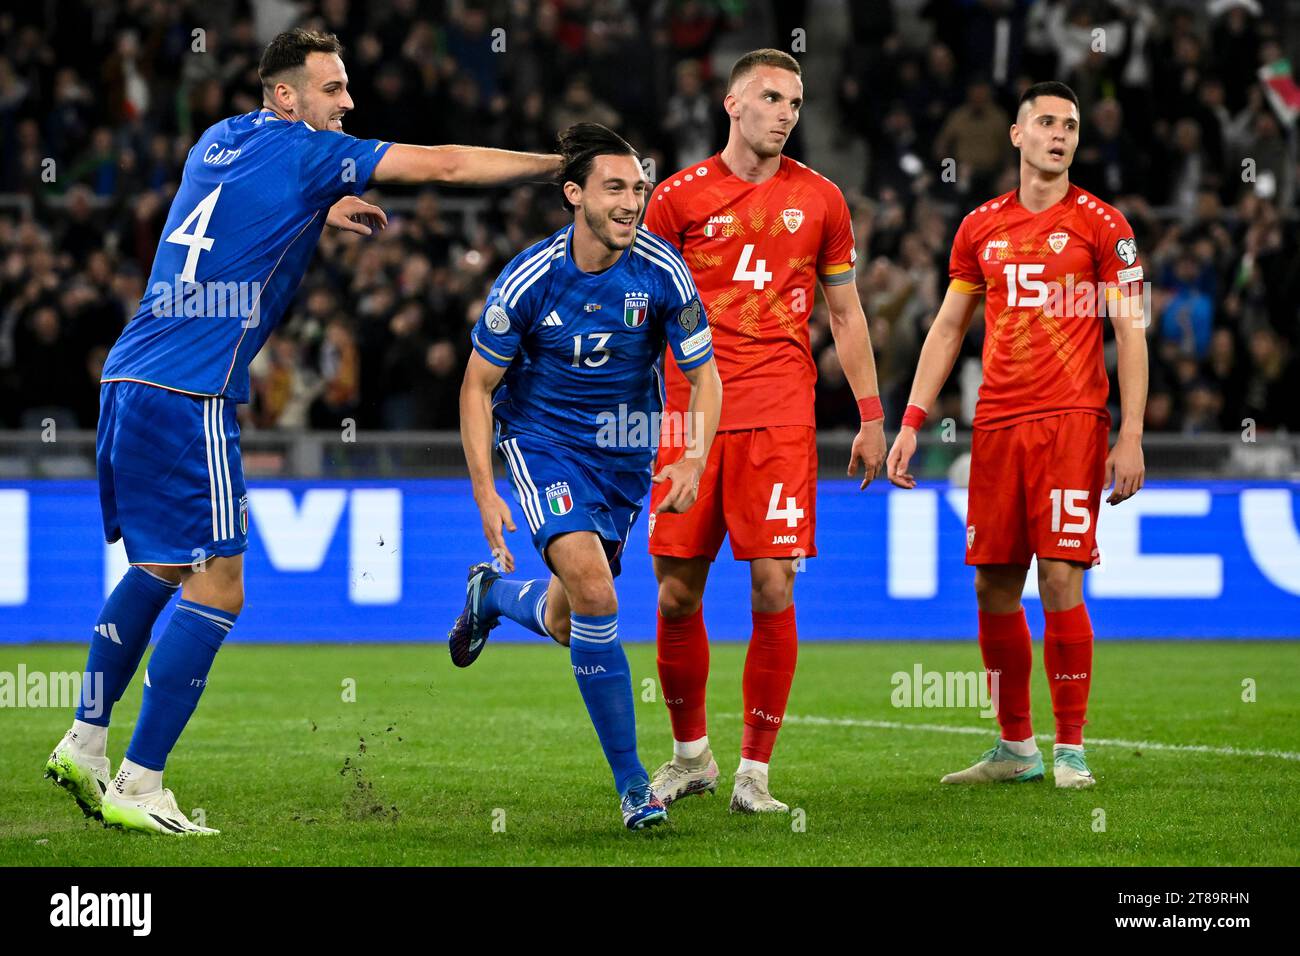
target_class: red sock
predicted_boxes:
[741,605,798,762]
[1044,603,1093,746]
[978,607,1033,742]
[656,606,709,742]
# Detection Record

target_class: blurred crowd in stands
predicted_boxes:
[1,0,1298,436]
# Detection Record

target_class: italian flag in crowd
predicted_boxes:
[1260,59,1300,126]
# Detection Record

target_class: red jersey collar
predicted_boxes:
[711,151,788,184]
[1005,181,1079,214]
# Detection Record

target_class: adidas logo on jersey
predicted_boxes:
[542,310,563,326]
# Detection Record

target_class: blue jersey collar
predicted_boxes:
[562,223,632,278]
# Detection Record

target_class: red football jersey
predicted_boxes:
[949,183,1144,429]
[644,153,857,431]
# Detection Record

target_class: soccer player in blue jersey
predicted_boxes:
[44,29,563,835]
[450,124,723,830]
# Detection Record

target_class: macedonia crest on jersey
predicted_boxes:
[546,481,574,516]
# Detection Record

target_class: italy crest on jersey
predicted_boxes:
[624,293,648,328]
[546,481,574,516]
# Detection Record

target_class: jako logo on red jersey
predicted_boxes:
[702,214,734,238]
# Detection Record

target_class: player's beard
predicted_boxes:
[747,131,785,160]
[743,116,790,159]
[586,206,631,251]
[1028,155,1070,179]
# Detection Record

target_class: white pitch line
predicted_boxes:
[718,713,1300,762]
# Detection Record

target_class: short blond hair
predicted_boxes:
[728,48,801,92]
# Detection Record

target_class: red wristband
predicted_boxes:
[901,403,928,430]
[857,395,883,423]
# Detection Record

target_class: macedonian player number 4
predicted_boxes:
[766,483,804,528]
[732,244,773,290]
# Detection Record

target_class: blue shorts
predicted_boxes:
[495,430,650,578]
[97,381,249,566]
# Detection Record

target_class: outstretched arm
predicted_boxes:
[373,144,561,187]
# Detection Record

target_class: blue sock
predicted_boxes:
[76,567,179,726]
[569,612,646,795]
[482,578,550,638]
[124,600,235,771]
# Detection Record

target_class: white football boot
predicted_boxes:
[1053,746,1097,789]
[101,772,219,835]
[729,768,789,813]
[941,741,1045,784]
[44,731,111,820]
[650,750,720,806]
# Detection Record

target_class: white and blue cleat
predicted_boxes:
[621,781,668,831]
[448,562,500,668]
[941,740,1046,784]
[1053,746,1097,788]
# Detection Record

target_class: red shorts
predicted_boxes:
[965,412,1108,568]
[649,425,817,561]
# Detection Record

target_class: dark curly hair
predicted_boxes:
[557,123,639,213]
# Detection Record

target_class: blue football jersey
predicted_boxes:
[101,111,391,401]
[472,225,713,465]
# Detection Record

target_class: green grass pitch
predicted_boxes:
[2,641,1297,866]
